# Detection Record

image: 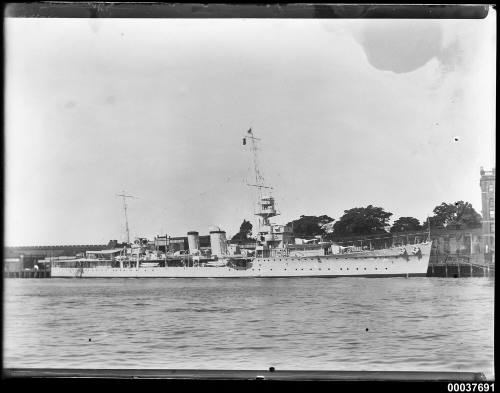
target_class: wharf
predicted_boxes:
[427,256,494,278]
[4,269,51,278]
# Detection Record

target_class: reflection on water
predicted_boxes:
[3,277,494,378]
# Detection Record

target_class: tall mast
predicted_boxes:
[244,128,268,198]
[116,191,138,245]
[243,128,277,228]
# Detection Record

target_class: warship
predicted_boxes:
[50,129,432,278]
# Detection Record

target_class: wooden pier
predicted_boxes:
[4,269,51,278]
[427,256,494,278]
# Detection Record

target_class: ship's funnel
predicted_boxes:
[209,228,228,257]
[187,231,200,253]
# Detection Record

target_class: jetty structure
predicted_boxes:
[48,129,432,278]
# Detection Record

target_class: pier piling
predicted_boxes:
[4,269,50,279]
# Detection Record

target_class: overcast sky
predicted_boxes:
[4,15,496,246]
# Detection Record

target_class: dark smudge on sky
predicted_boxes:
[355,22,462,75]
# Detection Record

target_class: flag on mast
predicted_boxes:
[243,128,252,145]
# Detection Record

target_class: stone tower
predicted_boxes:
[480,167,495,262]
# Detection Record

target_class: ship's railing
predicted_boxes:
[51,259,116,268]
[330,231,431,250]
[431,253,495,269]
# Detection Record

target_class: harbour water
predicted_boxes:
[3,277,495,379]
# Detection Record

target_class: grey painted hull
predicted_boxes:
[51,242,432,278]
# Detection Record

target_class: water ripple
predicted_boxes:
[3,277,494,377]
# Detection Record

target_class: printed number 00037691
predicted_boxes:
[448,384,494,392]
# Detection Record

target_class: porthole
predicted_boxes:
[364,268,366,270]
[328,268,331,270]
[340,268,342,270]
[356,268,359,270]
[347,268,349,270]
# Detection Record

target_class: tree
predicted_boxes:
[429,202,458,228]
[287,215,334,238]
[333,205,393,235]
[423,215,445,229]
[239,220,253,237]
[426,201,482,229]
[390,217,422,233]
[230,219,254,243]
[454,201,482,228]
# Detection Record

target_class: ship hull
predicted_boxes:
[51,242,431,278]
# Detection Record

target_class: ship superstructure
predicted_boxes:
[244,128,294,257]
